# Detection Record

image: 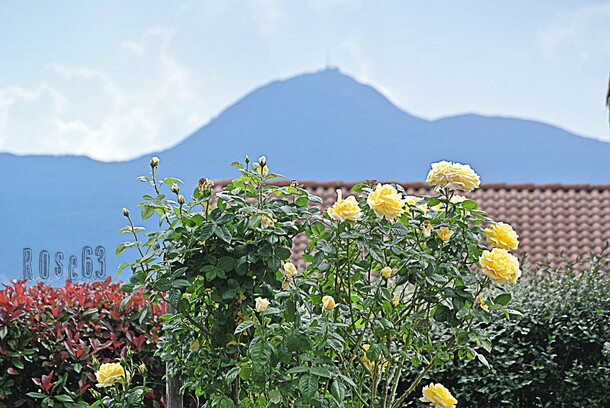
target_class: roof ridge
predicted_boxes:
[211,179,610,191]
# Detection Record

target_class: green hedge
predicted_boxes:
[428,247,610,407]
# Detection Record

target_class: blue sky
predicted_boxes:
[1,0,609,161]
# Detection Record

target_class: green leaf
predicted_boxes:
[217,256,235,272]
[299,374,318,400]
[172,279,191,289]
[461,200,478,210]
[494,293,512,306]
[310,366,332,379]
[234,320,255,334]
[287,366,310,375]
[120,282,135,293]
[434,304,451,322]
[141,205,154,221]
[428,197,441,207]
[169,289,181,306]
[275,247,292,260]
[26,392,47,399]
[330,381,346,403]
[54,395,74,403]
[250,339,272,366]
[311,221,325,237]
[198,223,215,241]
[269,389,282,404]
[215,225,232,243]
[248,214,262,229]
[154,278,171,292]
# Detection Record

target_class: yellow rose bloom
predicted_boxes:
[436,226,453,242]
[261,215,275,228]
[420,383,457,408]
[96,363,126,387]
[426,161,480,192]
[283,261,298,277]
[485,222,519,250]
[476,295,489,312]
[322,295,335,310]
[479,248,521,284]
[405,195,429,214]
[381,266,392,279]
[392,296,400,307]
[255,297,270,313]
[367,184,406,221]
[328,189,362,222]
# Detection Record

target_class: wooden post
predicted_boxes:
[165,302,183,408]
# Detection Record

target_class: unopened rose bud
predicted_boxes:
[258,155,267,167]
[171,183,180,194]
[122,208,130,217]
[178,195,185,205]
[290,180,299,188]
[381,266,392,279]
[150,156,160,168]
[245,155,250,165]
[138,363,146,374]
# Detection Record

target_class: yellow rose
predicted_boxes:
[367,184,405,221]
[479,248,521,284]
[96,363,126,387]
[328,189,362,222]
[322,295,335,310]
[420,383,457,408]
[392,296,400,307]
[436,226,453,242]
[283,261,297,276]
[485,222,519,250]
[476,295,489,312]
[255,297,270,312]
[405,195,429,214]
[422,220,432,237]
[426,161,480,192]
[381,266,392,279]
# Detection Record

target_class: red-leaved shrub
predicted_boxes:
[0,278,165,407]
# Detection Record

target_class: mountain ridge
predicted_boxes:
[2,68,610,283]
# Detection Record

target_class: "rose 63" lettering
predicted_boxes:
[22,246,106,281]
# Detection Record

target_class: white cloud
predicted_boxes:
[248,0,281,35]
[0,27,205,161]
[537,4,610,61]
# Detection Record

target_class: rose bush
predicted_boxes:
[116,157,522,407]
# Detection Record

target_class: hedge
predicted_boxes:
[0,278,165,407]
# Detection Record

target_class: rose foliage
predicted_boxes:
[119,156,522,407]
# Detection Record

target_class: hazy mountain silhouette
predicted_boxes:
[2,68,609,282]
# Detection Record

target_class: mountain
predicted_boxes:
[1,68,609,283]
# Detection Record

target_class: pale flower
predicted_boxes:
[422,220,433,237]
[381,266,392,279]
[283,262,298,276]
[479,248,521,284]
[426,161,480,192]
[327,189,362,222]
[485,222,519,250]
[405,195,429,214]
[261,215,275,228]
[322,295,336,310]
[96,363,126,387]
[255,297,270,313]
[420,383,457,408]
[392,296,400,307]
[367,184,406,221]
[436,226,453,242]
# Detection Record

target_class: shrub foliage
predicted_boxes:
[0,278,165,407]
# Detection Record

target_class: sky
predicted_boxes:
[0,0,609,162]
